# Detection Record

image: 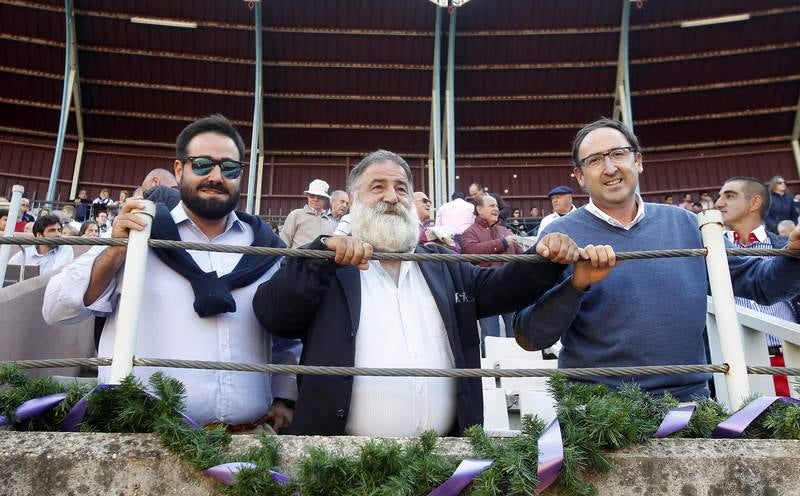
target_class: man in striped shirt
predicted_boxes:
[716,176,799,394]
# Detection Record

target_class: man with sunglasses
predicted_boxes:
[44,114,301,433]
[513,117,800,401]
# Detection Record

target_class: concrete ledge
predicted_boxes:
[1,432,798,495]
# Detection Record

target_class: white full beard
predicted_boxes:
[349,197,420,253]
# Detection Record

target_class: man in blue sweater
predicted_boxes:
[513,118,800,400]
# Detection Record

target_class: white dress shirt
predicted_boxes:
[435,198,475,235]
[43,203,300,425]
[585,194,646,230]
[345,260,457,437]
[538,205,577,233]
[9,245,74,275]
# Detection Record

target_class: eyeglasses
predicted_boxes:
[578,147,634,169]
[185,156,245,179]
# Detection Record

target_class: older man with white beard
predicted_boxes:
[253,149,586,437]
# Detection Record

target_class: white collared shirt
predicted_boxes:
[585,194,646,230]
[345,260,457,437]
[9,244,74,275]
[538,205,577,233]
[43,202,300,425]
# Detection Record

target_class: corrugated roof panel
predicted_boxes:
[0,73,63,106]
[264,128,426,155]
[633,82,800,120]
[630,12,800,59]
[631,0,799,24]
[631,48,800,90]
[456,33,618,65]
[458,0,619,31]
[456,67,617,97]
[637,113,795,148]
[265,32,433,64]
[266,66,431,96]
[455,129,577,155]
[267,0,434,31]
[264,99,429,127]
[457,99,613,126]
[77,0,255,25]
[0,3,65,41]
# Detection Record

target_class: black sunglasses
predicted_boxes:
[185,156,245,179]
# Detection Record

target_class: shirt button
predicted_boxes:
[336,409,346,418]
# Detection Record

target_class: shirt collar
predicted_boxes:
[172,201,244,235]
[303,204,332,218]
[725,225,767,246]
[585,194,646,230]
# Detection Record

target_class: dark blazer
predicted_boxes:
[253,237,564,436]
[766,231,800,321]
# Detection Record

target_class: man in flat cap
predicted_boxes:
[538,185,576,233]
[280,179,336,248]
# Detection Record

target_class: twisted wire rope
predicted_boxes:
[2,358,799,378]
[2,235,799,263]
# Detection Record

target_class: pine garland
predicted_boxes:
[1,364,799,495]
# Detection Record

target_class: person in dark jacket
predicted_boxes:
[765,175,794,233]
[253,149,584,437]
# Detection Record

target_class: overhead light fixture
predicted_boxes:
[428,0,472,7]
[680,13,750,28]
[130,17,198,29]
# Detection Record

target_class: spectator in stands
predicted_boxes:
[468,182,512,222]
[765,176,794,233]
[95,210,112,237]
[513,117,800,400]
[462,194,523,345]
[690,201,704,214]
[778,220,796,238]
[529,207,540,218]
[0,207,7,233]
[330,190,350,222]
[716,176,799,396]
[507,208,526,234]
[23,222,33,234]
[699,191,714,211]
[280,179,336,248]
[435,192,475,247]
[44,114,300,430]
[37,208,50,219]
[252,149,580,436]
[92,188,114,209]
[18,198,35,223]
[538,186,577,233]
[118,190,129,204]
[794,193,800,220]
[9,214,74,274]
[413,191,433,241]
[60,205,82,233]
[61,224,79,237]
[73,190,90,222]
[79,220,99,237]
[678,193,693,210]
[663,194,674,205]
[141,168,181,210]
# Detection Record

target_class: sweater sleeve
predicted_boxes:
[512,275,584,351]
[726,237,800,305]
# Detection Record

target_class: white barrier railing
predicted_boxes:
[707,297,800,404]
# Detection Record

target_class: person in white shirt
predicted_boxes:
[9,214,74,274]
[59,205,83,233]
[537,185,577,234]
[43,115,301,431]
[253,149,586,436]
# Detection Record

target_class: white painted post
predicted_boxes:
[699,209,750,410]
[0,185,24,284]
[108,200,156,384]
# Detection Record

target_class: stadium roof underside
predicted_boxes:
[0,0,798,212]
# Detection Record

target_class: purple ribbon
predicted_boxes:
[653,403,696,438]
[61,383,115,431]
[712,396,800,438]
[535,418,563,494]
[0,393,67,427]
[205,462,290,487]
[427,458,493,496]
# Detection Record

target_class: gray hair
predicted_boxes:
[347,150,413,192]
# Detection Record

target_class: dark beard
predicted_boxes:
[180,180,240,220]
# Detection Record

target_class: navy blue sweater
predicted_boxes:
[514,204,800,400]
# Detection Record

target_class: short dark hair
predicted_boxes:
[723,176,771,219]
[571,117,641,166]
[32,214,60,237]
[348,149,413,192]
[0,208,8,219]
[176,114,246,162]
[451,192,465,201]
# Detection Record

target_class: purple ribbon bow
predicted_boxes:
[653,403,696,438]
[713,396,800,438]
[205,462,290,487]
[535,418,563,494]
[427,458,493,496]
